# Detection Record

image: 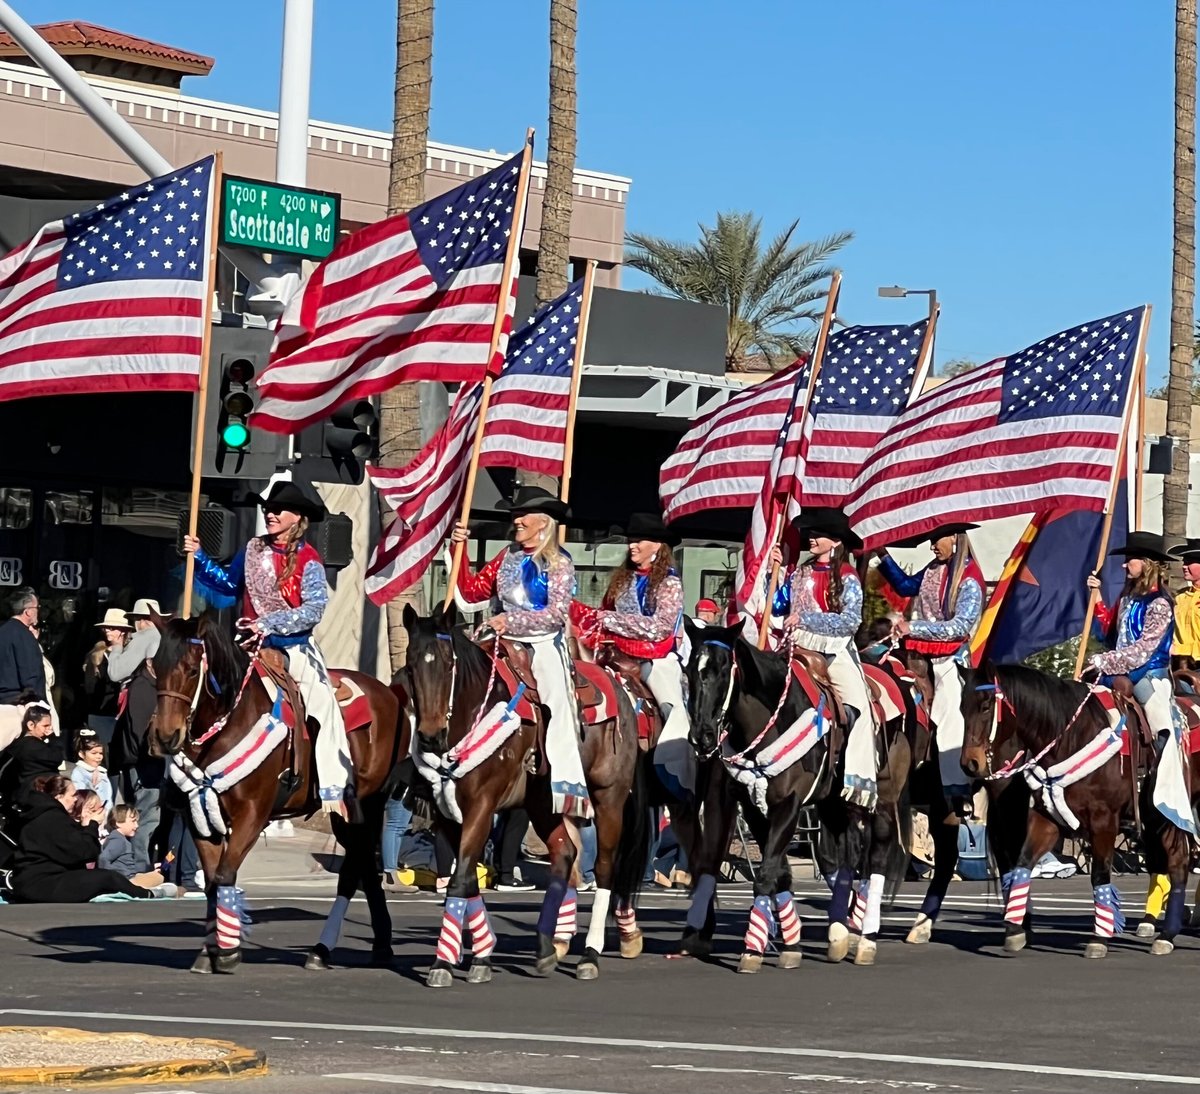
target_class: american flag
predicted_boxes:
[659,355,810,521]
[252,145,529,434]
[801,319,929,507]
[845,306,1147,550]
[0,156,216,401]
[478,279,583,477]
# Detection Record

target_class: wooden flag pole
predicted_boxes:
[756,269,842,649]
[558,260,597,545]
[182,151,224,619]
[907,303,940,407]
[443,130,535,609]
[1134,367,1147,527]
[1073,304,1152,679]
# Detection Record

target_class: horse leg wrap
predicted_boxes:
[1004,868,1032,928]
[1163,886,1187,941]
[1145,873,1170,921]
[318,894,350,953]
[744,894,776,954]
[918,888,945,922]
[555,887,579,943]
[828,867,853,927]
[685,874,717,931]
[862,873,885,938]
[586,888,612,955]
[1093,884,1125,939]
[466,895,497,959]
[849,880,867,932]
[204,894,217,950]
[216,886,241,951]
[775,890,802,946]
[614,899,638,939]
[435,896,467,966]
[537,876,569,939]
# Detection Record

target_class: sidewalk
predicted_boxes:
[236,825,345,883]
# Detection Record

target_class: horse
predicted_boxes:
[961,663,1131,958]
[152,615,407,974]
[403,602,649,987]
[685,619,911,970]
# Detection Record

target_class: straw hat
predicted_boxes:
[95,608,132,631]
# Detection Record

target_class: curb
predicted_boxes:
[0,1026,266,1087]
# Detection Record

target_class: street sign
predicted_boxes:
[221,175,340,260]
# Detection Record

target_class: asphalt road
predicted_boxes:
[1,877,1197,1094]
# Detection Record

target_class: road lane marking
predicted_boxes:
[3,1009,1197,1087]
[329,1076,625,1094]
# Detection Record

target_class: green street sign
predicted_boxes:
[221,175,341,260]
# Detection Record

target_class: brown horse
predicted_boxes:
[152,615,407,974]
[403,602,648,987]
[961,663,1131,958]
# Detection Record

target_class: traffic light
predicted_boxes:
[219,355,255,452]
[294,399,379,485]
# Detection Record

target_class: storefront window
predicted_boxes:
[43,489,94,525]
[0,487,32,530]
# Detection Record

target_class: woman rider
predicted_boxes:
[183,481,351,817]
[448,485,590,820]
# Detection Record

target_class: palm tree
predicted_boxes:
[379,0,434,668]
[625,212,851,371]
[536,0,576,307]
[1165,0,1196,537]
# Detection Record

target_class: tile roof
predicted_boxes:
[0,20,214,74]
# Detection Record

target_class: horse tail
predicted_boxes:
[613,748,653,908]
[1140,766,1169,875]
[884,776,913,902]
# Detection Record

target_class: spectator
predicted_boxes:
[694,598,722,625]
[494,808,535,891]
[381,771,421,892]
[26,621,61,738]
[4,705,61,810]
[81,609,130,745]
[100,804,165,888]
[70,788,104,834]
[651,808,689,888]
[577,822,597,892]
[69,731,112,810]
[0,588,46,752]
[11,775,171,902]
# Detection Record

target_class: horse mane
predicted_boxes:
[154,614,248,715]
[734,636,789,700]
[987,662,1108,737]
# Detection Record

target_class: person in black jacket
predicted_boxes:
[11,775,154,903]
[0,704,60,813]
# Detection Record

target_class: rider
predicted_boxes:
[570,513,692,799]
[783,508,876,808]
[1171,538,1200,673]
[448,485,590,820]
[1086,531,1194,836]
[876,522,983,811]
[182,481,351,817]
[741,536,800,651]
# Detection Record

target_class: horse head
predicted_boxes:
[959,662,1009,778]
[685,617,742,759]
[403,601,460,750]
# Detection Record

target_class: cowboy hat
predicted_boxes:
[621,513,681,547]
[126,598,170,621]
[94,608,132,630]
[792,507,863,551]
[1171,538,1200,565]
[248,481,326,523]
[890,522,980,549]
[1112,530,1175,563]
[496,484,569,521]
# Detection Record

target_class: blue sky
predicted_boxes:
[31,0,1178,380]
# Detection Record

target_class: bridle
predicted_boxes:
[157,634,261,747]
[410,631,458,750]
[693,637,740,760]
[157,637,210,736]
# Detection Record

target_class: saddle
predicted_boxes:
[789,647,847,729]
[494,638,610,715]
[595,646,662,750]
[256,648,307,801]
[1107,676,1156,752]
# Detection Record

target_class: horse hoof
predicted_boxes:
[1003,931,1027,953]
[1135,920,1158,941]
[905,916,933,945]
[370,946,394,968]
[619,931,644,960]
[854,938,878,967]
[827,922,850,963]
[737,951,763,974]
[554,937,571,961]
[213,948,242,974]
[427,966,455,989]
[1084,941,1109,959]
[577,948,600,981]
[778,946,802,969]
[1150,938,1175,956]
[846,932,860,955]
[467,959,493,984]
[189,950,214,975]
[305,944,332,971]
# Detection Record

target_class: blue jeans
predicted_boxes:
[382,797,432,871]
[654,823,687,877]
[578,823,596,884]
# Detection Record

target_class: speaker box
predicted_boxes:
[177,504,239,559]
[316,512,354,570]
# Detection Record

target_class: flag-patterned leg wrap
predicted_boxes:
[466,895,497,959]
[775,890,802,946]
[615,899,638,939]
[216,885,241,950]
[744,894,776,954]
[436,896,467,965]
[849,881,867,932]
[1093,884,1124,939]
[555,887,579,943]
[1004,867,1032,928]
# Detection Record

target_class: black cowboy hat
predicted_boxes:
[890,522,979,549]
[1171,538,1200,564]
[620,512,682,547]
[496,484,570,521]
[1113,530,1174,563]
[792,506,863,551]
[249,481,326,523]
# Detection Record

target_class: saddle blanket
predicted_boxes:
[494,659,620,727]
[329,670,373,733]
[789,660,905,726]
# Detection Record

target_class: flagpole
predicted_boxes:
[182,152,224,619]
[907,303,940,406]
[1134,349,1147,527]
[443,130,535,609]
[558,260,597,546]
[1073,304,1152,679]
[757,269,842,649]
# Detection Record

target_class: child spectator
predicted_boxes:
[99,804,164,888]
[69,732,112,809]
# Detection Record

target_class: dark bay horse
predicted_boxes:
[961,663,1131,958]
[152,615,406,974]
[403,603,648,987]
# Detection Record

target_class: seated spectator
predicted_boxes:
[70,788,104,835]
[694,598,722,625]
[99,804,164,888]
[4,705,61,809]
[69,731,112,809]
[11,775,172,902]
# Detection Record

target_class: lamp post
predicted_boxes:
[879,285,938,374]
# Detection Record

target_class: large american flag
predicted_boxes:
[846,307,1147,550]
[252,146,529,433]
[0,156,216,400]
[478,279,583,477]
[659,355,810,521]
[802,319,929,506]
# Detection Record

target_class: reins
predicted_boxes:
[161,633,263,749]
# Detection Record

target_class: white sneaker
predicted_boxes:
[1030,852,1058,879]
[149,883,179,899]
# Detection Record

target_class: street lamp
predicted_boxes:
[878,285,939,373]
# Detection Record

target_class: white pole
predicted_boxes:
[276,0,313,188]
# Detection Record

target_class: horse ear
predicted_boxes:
[443,601,458,628]
[402,603,419,631]
[683,616,700,640]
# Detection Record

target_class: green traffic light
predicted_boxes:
[222,420,250,449]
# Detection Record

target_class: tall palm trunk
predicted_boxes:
[1166,0,1197,537]
[379,0,433,669]
[536,0,576,307]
